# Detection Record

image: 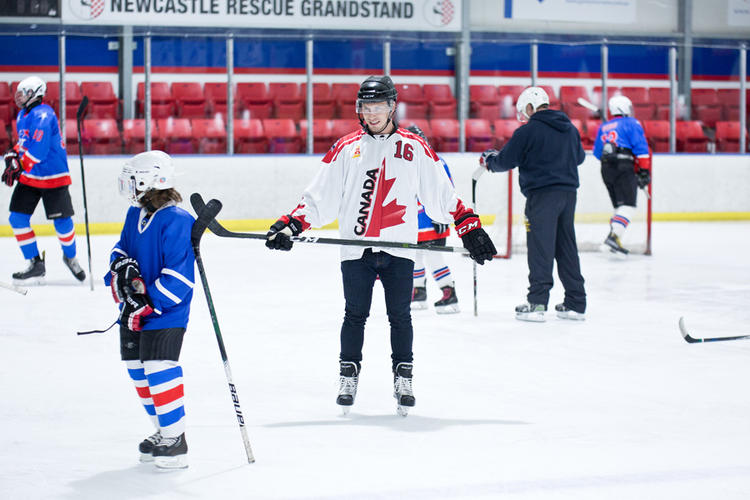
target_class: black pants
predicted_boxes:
[340,249,414,370]
[525,190,586,313]
[601,162,637,208]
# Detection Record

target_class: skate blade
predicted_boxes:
[397,405,409,417]
[435,304,460,314]
[338,405,352,416]
[556,311,586,321]
[12,277,45,286]
[139,453,154,463]
[515,312,546,322]
[410,302,428,311]
[154,455,188,469]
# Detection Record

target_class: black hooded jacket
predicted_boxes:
[485,109,585,197]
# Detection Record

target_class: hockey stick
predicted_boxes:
[189,193,469,255]
[191,198,255,464]
[679,317,750,344]
[76,96,94,291]
[0,280,28,295]
[471,165,484,317]
[576,96,602,117]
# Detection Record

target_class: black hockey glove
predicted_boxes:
[479,149,499,171]
[455,213,496,265]
[265,215,303,251]
[3,151,22,187]
[119,293,154,332]
[432,222,449,235]
[636,168,651,189]
[110,256,145,303]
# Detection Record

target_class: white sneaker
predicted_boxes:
[515,302,546,322]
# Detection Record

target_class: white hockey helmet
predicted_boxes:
[516,86,550,122]
[608,95,633,117]
[118,150,175,206]
[15,76,46,109]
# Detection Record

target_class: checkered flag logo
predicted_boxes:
[424,0,455,27]
[90,0,104,18]
[69,0,105,20]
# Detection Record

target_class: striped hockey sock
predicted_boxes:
[144,360,186,438]
[53,217,77,259]
[125,360,159,429]
[9,212,39,260]
[432,266,453,287]
[413,267,427,288]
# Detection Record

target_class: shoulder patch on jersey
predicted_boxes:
[323,129,364,164]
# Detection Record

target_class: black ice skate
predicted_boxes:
[555,303,586,321]
[336,361,359,415]
[12,252,45,285]
[393,362,415,417]
[63,255,86,282]
[434,285,459,314]
[410,286,427,310]
[139,430,162,463]
[515,302,546,322]
[152,433,188,469]
[604,231,629,255]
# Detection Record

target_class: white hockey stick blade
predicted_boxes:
[679,317,750,343]
[576,97,600,113]
[0,281,28,295]
[472,165,486,181]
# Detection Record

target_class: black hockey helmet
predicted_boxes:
[357,75,398,103]
[406,124,429,145]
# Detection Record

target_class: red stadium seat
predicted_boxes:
[690,88,721,127]
[205,82,235,119]
[237,83,273,120]
[620,86,649,104]
[642,120,670,152]
[469,85,500,120]
[400,118,433,145]
[464,119,493,152]
[423,84,456,119]
[157,118,194,154]
[0,119,9,152]
[301,83,336,119]
[569,119,586,148]
[395,83,427,119]
[136,82,174,119]
[717,89,740,121]
[82,119,121,155]
[269,82,304,120]
[172,82,206,119]
[299,119,335,153]
[46,81,82,119]
[262,118,302,153]
[191,118,227,154]
[632,102,656,121]
[429,118,459,152]
[234,118,267,154]
[332,83,360,119]
[714,121,741,152]
[497,85,525,118]
[81,81,119,119]
[64,120,79,155]
[537,85,560,109]
[331,119,360,139]
[584,119,601,150]
[493,119,521,149]
[560,86,594,120]
[122,119,161,154]
[648,87,670,105]
[676,120,708,152]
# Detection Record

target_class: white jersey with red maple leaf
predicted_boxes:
[289,127,472,262]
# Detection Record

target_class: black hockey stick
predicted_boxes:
[190,193,469,254]
[76,96,94,291]
[191,198,255,464]
[679,317,750,344]
[471,165,484,317]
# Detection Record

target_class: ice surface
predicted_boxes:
[1,222,749,499]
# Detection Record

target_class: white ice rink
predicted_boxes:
[1,221,749,499]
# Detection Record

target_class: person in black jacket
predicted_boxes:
[480,86,586,322]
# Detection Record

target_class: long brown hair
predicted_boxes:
[140,188,182,211]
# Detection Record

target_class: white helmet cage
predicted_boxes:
[608,95,633,117]
[15,76,46,108]
[516,86,550,122]
[118,150,176,206]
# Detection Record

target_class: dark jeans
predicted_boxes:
[340,249,414,370]
[525,190,586,313]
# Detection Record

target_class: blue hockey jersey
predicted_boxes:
[104,204,196,330]
[593,116,650,160]
[15,103,71,189]
[417,156,453,242]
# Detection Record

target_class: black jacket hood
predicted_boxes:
[530,109,574,133]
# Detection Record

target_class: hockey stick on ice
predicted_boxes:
[189,193,470,255]
[191,198,255,464]
[471,165,484,317]
[0,280,28,295]
[679,317,750,344]
[76,96,94,291]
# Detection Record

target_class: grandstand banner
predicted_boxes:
[61,0,461,30]
[507,0,635,24]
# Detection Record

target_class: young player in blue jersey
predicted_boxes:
[406,125,459,314]
[592,95,652,255]
[3,76,85,284]
[104,150,196,469]
[480,87,586,322]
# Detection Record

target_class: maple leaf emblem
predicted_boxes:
[365,159,407,237]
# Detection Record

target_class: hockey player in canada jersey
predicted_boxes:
[104,151,196,469]
[265,75,496,416]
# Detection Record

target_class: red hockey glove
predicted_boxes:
[110,257,145,303]
[479,149,499,171]
[265,215,303,251]
[455,213,496,265]
[119,293,154,332]
[3,151,22,187]
[635,155,652,188]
